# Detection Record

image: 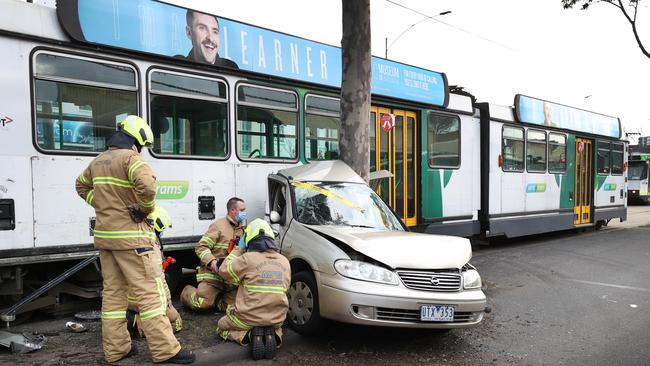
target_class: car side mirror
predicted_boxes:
[269,211,281,224]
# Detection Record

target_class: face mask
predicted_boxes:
[235,211,247,222]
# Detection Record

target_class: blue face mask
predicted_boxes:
[235,211,247,222]
[239,234,247,250]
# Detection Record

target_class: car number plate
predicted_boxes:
[420,305,454,322]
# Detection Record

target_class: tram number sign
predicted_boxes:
[381,114,395,132]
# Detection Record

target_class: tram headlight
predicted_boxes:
[463,269,482,289]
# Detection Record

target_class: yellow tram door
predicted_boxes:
[370,107,418,227]
[574,138,593,225]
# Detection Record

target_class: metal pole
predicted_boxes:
[385,37,388,58]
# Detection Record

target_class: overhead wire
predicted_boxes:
[384,0,518,51]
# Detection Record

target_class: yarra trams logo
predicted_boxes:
[156,181,189,199]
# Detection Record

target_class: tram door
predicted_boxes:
[574,138,593,224]
[370,106,418,227]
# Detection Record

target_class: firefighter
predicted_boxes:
[180,197,246,312]
[217,218,290,360]
[127,206,183,336]
[75,115,194,364]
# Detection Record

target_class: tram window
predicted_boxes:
[597,141,611,174]
[502,126,525,172]
[150,71,228,158]
[236,85,298,160]
[611,143,624,175]
[427,113,460,168]
[33,53,137,152]
[305,95,340,161]
[526,130,547,173]
[548,133,566,173]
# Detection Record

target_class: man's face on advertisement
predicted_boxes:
[186,12,220,64]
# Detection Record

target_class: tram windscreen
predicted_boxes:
[628,161,648,180]
[293,182,403,231]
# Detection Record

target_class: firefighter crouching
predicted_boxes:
[181,197,246,312]
[75,115,194,364]
[127,206,183,336]
[217,218,291,360]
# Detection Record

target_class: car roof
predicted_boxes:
[277,160,366,184]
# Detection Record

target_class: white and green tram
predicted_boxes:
[0,0,627,318]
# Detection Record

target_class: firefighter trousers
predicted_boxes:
[99,248,181,363]
[128,247,182,333]
[180,281,236,312]
[216,306,284,346]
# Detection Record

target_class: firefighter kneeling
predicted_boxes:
[127,206,183,336]
[217,219,290,360]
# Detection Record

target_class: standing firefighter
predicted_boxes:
[181,197,246,312]
[217,218,290,360]
[127,206,183,336]
[75,115,194,364]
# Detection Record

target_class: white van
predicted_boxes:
[266,161,487,334]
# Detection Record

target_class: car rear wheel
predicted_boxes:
[287,271,323,335]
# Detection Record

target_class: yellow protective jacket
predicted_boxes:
[75,147,157,250]
[195,216,244,284]
[219,248,290,327]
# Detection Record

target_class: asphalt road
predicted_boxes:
[264,215,650,365]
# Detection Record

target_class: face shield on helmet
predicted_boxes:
[147,206,172,234]
[119,115,154,147]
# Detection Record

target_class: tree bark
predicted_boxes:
[340,0,371,182]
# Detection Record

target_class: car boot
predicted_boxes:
[263,326,277,359]
[250,327,265,360]
[158,348,195,364]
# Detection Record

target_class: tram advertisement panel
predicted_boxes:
[57,0,447,107]
[515,94,621,138]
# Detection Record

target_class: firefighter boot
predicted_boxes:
[263,326,277,359]
[156,347,196,364]
[250,327,265,360]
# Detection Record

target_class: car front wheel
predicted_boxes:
[287,271,323,335]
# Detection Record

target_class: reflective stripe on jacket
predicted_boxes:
[218,248,290,326]
[195,216,243,284]
[75,147,157,250]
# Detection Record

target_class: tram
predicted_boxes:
[0,0,627,316]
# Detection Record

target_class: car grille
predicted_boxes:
[396,269,462,292]
[376,308,475,323]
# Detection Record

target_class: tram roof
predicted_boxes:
[278,161,366,185]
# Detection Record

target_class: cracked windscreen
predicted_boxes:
[292,181,403,230]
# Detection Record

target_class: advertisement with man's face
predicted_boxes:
[57,0,448,107]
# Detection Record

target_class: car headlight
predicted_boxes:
[463,269,482,289]
[334,260,399,285]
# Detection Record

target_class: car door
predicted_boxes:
[267,175,292,249]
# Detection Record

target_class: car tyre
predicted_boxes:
[287,271,323,335]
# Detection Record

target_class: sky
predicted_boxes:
[38,0,650,142]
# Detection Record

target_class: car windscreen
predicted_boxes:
[628,162,648,180]
[292,181,404,231]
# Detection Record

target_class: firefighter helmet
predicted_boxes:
[119,115,154,147]
[148,206,172,233]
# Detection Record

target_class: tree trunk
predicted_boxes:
[340,0,371,182]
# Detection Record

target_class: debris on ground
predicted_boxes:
[65,322,87,333]
[0,330,46,353]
